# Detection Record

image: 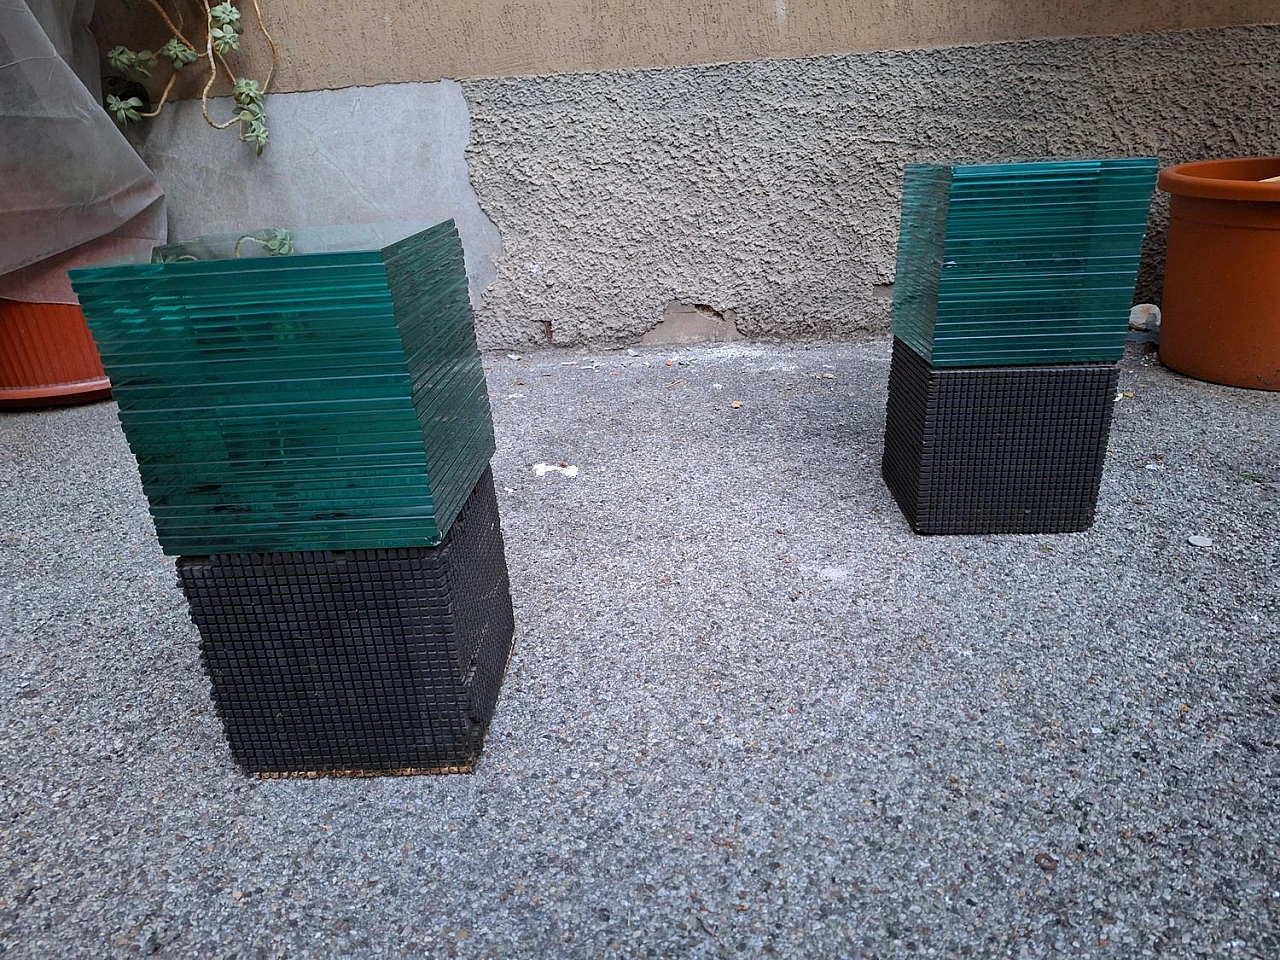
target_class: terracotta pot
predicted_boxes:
[1157,157,1280,391]
[0,298,112,409]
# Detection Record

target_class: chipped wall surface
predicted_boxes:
[128,81,502,306]
[463,26,1280,346]
[92,1,1279,91]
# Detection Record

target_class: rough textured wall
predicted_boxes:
[128,81,502,305]
[463,26,1280,347]
[92,0,1278,91]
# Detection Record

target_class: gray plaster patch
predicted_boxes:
[463,25,1280,346]
[131,81,503,308]
[639,300,745,346]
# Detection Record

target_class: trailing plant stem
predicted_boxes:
[140,72,179,118]
[200,0,239,130]
[109,0,275,153]
[144,0,195,53]
[250,0,276,92]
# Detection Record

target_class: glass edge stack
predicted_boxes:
[882,158,1158,534]
[70,220,514,776]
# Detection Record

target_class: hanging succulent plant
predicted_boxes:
[102,0,278,156]
[233,227,295,257]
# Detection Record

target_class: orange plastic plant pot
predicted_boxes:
[1157,157,1280,391]
[0,298,112,409]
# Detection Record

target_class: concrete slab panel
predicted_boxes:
[131,81,502,310]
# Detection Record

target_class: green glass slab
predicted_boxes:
[70,219,495,554]
[156,526,445,556]
[123,377,493,480]
[145,485,439,516]
[137,449,433,478]
[121,417,433,456]
[891,158,1157,365]
[96,306,474,376]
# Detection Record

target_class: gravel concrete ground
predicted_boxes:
[2,339,1278,958]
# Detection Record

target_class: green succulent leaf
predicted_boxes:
[233,78,263,106]
[211,25,242,54]
[160,37,198,69]
[130,49,160,77]
[233,228,290,256]
[106,46,135,73]
[209,2,242,27]
[106,94,144,127]
[242,119,270,155]
[263,228,292,255]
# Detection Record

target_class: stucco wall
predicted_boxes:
[92,0,1278,90]
[130,25,1279,349]
[463,25,1280,346]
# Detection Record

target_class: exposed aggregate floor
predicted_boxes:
[1,339,1277,958]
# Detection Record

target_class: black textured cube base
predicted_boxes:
[882,339,1119,535]
[176,467,514,777]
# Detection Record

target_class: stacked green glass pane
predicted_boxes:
[891,159,1158,366]
[70,220,494,555]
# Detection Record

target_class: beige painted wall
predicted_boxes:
[94,0,1278,93]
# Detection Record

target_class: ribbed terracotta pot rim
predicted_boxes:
[1158,157,1280,202]
[0,298,112,409]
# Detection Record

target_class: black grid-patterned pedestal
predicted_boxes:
[882,338,1119,535]
[177,467,514,777]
